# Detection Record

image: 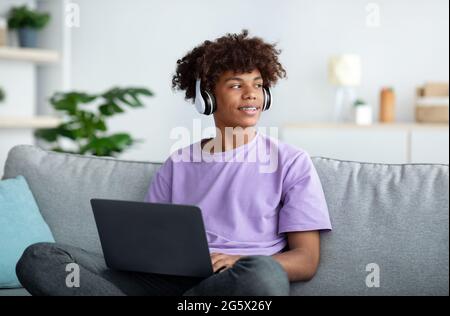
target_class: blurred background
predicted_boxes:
[0,0,448,176]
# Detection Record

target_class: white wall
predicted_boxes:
[63,0,449,162]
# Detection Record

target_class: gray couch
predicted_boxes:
[1,144,448,296]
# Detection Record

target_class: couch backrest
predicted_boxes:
[3,145,449,295]
[3,145,160,257]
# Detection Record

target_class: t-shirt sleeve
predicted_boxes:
[144,158,172,203]
[278,151,332,234]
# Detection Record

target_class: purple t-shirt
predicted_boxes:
[144,132,332,256]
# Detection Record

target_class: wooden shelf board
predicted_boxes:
[0,116,62,128]
[0,47,60,64]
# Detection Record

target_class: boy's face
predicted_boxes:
[212,68,264,129]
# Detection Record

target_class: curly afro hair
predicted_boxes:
[172,29,287,103]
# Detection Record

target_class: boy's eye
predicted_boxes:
[231,84,264,89]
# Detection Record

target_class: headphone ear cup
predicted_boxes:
[210,93,217,114]
[195,79,206,114]
[202,91,216,115]
[262,87,272,111]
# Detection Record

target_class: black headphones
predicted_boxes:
[194,78,272,115]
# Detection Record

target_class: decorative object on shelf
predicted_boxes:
[415,82,449,124]
[353,99,372,125]
[328,54,362,123]
[379,87,396,123]
[7,5,50,48]
[0,17,7,46]
[0,87,5,104]
[35,87,154,157]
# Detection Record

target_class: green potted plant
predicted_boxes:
[353,98,373,125]
[7,5,50,48]
[35,86,154,157]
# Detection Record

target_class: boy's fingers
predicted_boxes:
[210,253,222,260]
[212,259,229,273]
[210,253,226,265]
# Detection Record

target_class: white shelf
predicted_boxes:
[284,122,449,130]
[0,116,62,128]
[283,123,449,164]
[0,47,60,64]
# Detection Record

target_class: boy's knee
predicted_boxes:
[16,243,54,276]
[16,242,68,288]
[235,256,290,296]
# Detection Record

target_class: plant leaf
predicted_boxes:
[34,128,59,142]
[107,133,133,151]
[132,88,154,97]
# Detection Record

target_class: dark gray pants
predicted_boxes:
[16,242,290,296]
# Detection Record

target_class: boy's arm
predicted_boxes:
[210,231,321,280]
[271,231,320,282]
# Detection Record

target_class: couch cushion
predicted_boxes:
[290,157,449,296]
[2,145,161,256]
[0,175,55,288]
[0,288,30,296]
[2,145,449,295]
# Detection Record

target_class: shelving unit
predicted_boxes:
[283,122,449,164]
[0,0,71,177]
[284,122,449,130]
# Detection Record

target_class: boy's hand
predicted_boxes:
[210,253,243,273]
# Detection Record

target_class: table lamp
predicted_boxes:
[328,54,362,122]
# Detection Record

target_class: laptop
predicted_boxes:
[90,198,213,278]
